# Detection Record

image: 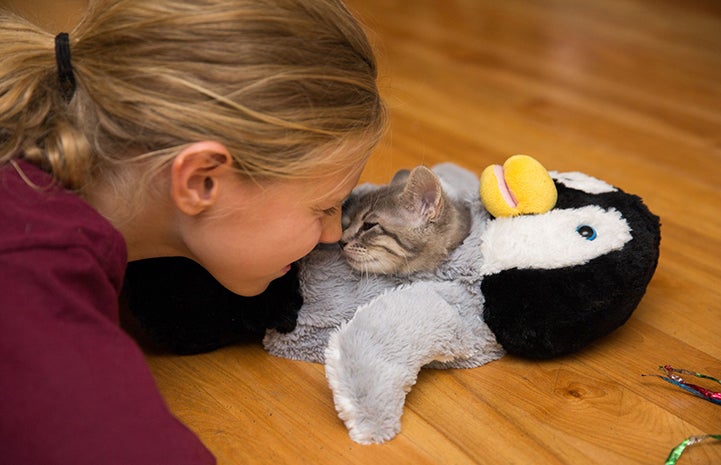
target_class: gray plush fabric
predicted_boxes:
[263,163,505,444]
[263,163,504,368]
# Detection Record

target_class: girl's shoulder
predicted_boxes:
[0,160,126,278]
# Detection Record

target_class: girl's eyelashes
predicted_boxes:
[318,205,340,217]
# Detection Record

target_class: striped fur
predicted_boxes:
[340,166,470,275]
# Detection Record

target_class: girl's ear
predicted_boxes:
[171,141,232,216]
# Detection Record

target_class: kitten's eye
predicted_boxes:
[361,222,378,232]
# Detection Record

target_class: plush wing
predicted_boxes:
[324,281,502,444]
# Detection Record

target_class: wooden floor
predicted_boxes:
[9,0,721,464]
[146,1,720,464]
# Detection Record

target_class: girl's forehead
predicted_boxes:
[303,167,363,203]
[299,154,367,199]
[245,139,370,203]
[248,163,363,205]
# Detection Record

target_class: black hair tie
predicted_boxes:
[54,32,76,102]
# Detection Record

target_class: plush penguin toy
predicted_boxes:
[479,157,661,359]
[124,156,661,445]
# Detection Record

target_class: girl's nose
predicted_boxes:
[318,211,343,244]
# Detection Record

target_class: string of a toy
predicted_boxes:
[643,365,721,464]
[664,435,721,465]
[643,365,721,406]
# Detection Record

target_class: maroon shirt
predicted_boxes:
[0,161,215,465]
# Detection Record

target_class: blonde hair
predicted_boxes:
[0,0,386,196]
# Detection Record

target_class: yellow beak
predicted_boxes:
[480,154,557,217]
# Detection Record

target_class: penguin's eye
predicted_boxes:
[576,225,597,241]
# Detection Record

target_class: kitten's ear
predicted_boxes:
[401,166,444,221]
[390,169,410,185]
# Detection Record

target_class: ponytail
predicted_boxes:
[0,12,93,190]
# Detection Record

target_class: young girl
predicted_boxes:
[0,0,385,463]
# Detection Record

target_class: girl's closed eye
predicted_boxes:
[321,206,340,216]
[315,205,340,217]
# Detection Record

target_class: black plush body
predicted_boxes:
[123,257,301,354]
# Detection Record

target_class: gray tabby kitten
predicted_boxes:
[340,166,471,275]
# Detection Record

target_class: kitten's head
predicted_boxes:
[340,166,469,275]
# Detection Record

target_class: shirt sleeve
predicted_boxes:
[0,245,216,465]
